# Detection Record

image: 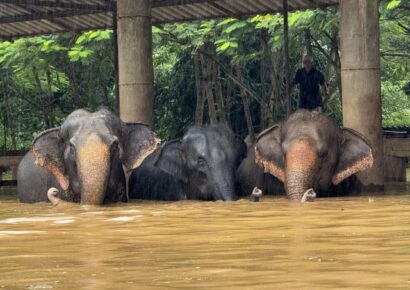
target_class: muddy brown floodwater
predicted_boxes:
[1,186,410,289]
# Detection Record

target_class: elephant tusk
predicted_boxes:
[47,187,61,206]
[47,187,74,207]
[249,187,263,202]
[301,188,316,203]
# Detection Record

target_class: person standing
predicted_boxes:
[292,55,328,111]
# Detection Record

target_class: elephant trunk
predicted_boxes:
[212,170,238,201]
[285,140,318,201]
[77,137,111,205]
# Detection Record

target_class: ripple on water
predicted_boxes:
[27,284,53,289]
[119,209,141,214]
[0,216,75,224]
[107,216,135,222]
[0,230,44,235]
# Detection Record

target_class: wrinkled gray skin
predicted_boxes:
[237,146,285,197]
[17,108,159,205]
[129,125,247,201]
[238,110,373,200]
[18,152,62,203]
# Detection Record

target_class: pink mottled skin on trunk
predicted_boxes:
[77,138,110,205]
[285,140,318,200]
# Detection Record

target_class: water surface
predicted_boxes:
[1,189,410,289]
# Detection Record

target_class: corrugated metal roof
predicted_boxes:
[0,0,338,39]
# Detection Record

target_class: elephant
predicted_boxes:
[17,108,159,205]
[237,110,373,201]
[128,125,247,201]
[237,145,286,197]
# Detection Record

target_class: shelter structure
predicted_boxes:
[0,0,384,189]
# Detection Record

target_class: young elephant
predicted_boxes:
[17,108,159,205]
[129,125,247,201]
[238,110,373,201]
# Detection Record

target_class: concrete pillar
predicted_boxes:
[117,0,154,126]
[340,0,384,190]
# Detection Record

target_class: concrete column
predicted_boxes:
[340,0,384,189]
[117,0,154,126]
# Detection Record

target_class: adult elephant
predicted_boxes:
[239,110,373,201]
[17,108,159,205]
[129,125,246,201]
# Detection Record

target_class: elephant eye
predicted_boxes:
[197,156,207,169]
[69,142,76,155]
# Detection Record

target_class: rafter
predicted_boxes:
[12,3,72,30]
[0,0,220,9]
[152,0,218,7]
[0,9,110,24]
[0,0,113,11]
[0,0,339,37]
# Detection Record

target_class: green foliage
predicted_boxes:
[379,0,410,126]
[382,81,410,127]
[154,53,196,140]
[69,30,112,63]
[0,30,115,150]
[152,30,194,139]
[386,0,401,10]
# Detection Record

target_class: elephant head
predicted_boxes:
[32,108,159,205]
[154,125,246,201]
[255,110,373,200]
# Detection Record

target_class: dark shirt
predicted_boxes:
[293,67,325,110]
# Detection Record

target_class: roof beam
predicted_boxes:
[152,0,218,8]
[12,3,73,30]
[0,0,113,11]
[0,10,110,24]
[0,0,339,37]
[0,0,220,25]
[0,32,12,41]
[208,2,233,15]
[304,0,331,9]
[152,2,338,25]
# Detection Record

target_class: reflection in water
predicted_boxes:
[0,191,410,289]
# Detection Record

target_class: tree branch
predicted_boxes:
[158,27,268,107]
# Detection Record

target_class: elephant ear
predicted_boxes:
[121,123,160,171]
[31,128,69,191]
[332,128,373,185]
[154,140,188,184]
[254,124,285,183]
